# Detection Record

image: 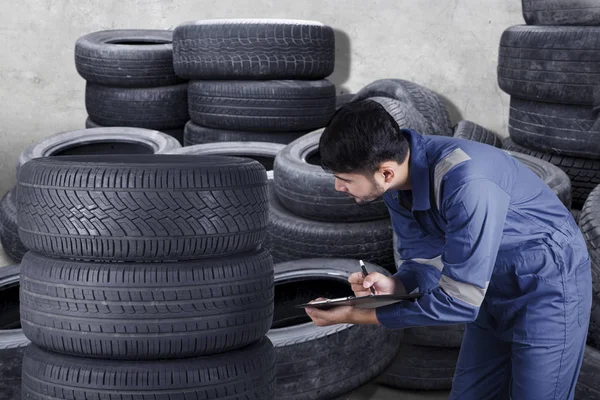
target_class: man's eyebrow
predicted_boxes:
[334,175,352,183]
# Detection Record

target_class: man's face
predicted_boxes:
[333,172,385,205]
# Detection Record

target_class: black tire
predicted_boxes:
[453,120,502,148]
[522,0,600,26]
[273,129,389,222]
[0,265,31,400]
[172,19,335,80]
[498,25,600,105]
[75,29,182,87]
[0,188,27,262]
[21,337,276,399]
[509,98,600,159]
[184,121,308,146]
[85,82,189,130]
[167,141,284,180]
[353,79,453,136]
[377,343,459,390]
[20,250,273,359]
[572,208,582,223]
[188,80,336,132]
[580,185,600,291]
[576,346,600,399]
[504,137,598,208]
[589,295,600,350]
[268,258,402,399]
[17,155,269,261]
[335,93,355,110]
[85,117,185,144]
[504,148,572,209]
[265,185,395,272]
[17,127,181,174]
[403,325,465,348]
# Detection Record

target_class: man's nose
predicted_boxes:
[334,178,346,192]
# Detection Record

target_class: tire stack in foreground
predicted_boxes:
[172,19,337,146]
[16,154,277,399]
[499,4,600,395]
[0,127,181,263]
[75,29,189,143]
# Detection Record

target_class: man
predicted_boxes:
[305,99,592,399]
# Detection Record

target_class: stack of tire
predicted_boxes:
[171,19,337,146]
[75,30,190,144]
[0,127,181,263]
[15,154,278,399]
[498,2,600,396]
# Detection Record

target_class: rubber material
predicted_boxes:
[509,97,600,159]
[188,80,336,132]
[504,148,572,209]
[183,121,308,146]
[21,337,276,399]
[17,127,181,174]
[85,82,189,130]
[75,29,182,87]
[575,346,600,399]
[453,120,502,148]
[268,258,402,399]
[353,79,453,136]
[0,265,30,400]
[173,20,335,79]
[504,137,598,208]
[378,342,459,390]
[85,117,184,144]
[580,184,600,298]
[20,250,273,359]
[0,188,27,262]
[17,155,269,261]
[403,324,465,348]
[522,0,600,26]
[265,184,395,272]
[168,141,284,180]
[273,129,388,223]
[498,25,600,105]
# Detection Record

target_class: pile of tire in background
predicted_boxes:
[497,1,600,396]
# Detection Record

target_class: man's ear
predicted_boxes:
[379,162,396,183]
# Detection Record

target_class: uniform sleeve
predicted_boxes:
[376,179,510,329]
[384,194,445,294]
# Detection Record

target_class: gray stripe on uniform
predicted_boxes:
[439,275,488,307]
[433,148,471,210]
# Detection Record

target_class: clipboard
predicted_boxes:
[295,293,424,310]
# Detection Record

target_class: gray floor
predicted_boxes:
[0,244,449,400]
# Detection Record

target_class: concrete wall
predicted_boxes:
[0,0,524,197]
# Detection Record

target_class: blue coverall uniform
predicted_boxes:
[375,129,592,399]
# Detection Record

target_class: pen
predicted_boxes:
[359,259,376,295]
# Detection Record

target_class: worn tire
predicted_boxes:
[403,325,465,348]
[75,29,182,87]
[265,185,394,272]
[504,148,572,209]
[0,188,27,262]
[85,117,184,144]
[168,141,284,180]
[335,93,355,110]
[576,346,600,399]
[509,98,600,159]
[580,185,600,291]
[17,127,181,174]
[188,80,336,132]
[453,120,502,148]
[173,19,335,80]
[504,137,598,208]
[353,79,452,136]
[378,343,459,390]
[522,0,600,26]
[85,82,189,130]
[268,258,402,399]
[183,121,308,146]
[498,25,600,105]
[0,265,30,400]
[17,155,269,261]
[273,129,389,222]
[20,250,273,359]
[21,337,276,400]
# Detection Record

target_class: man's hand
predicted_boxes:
[348,271,405,296]
[305,298,379,326]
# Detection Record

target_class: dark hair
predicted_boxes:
[319,99,409,174]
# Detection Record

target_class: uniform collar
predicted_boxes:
[400,129,431,211]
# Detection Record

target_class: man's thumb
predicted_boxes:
[363,273,379,288]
